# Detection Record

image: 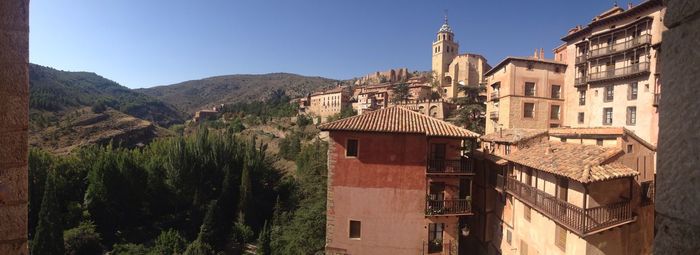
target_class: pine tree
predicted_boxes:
[31,170,65,255]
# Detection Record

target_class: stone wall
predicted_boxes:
[0,0,29,254]
[654,0,700,253]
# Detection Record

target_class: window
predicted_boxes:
[555,224,567,250]
[550,105,560,120]
[551,85,561,99]
[629,82,638,100]
[579,90,586,105]
[430,143,446,160]
[627,106,637,125]
[627,144,634,153]
[506,229,512,245]
[346,139,358,157]
[557,178,569,201]
[524,205,531,221]
[605,85,614,102]
[523,103,535,118]
[349,220,361,239]
[578,112,585,124]
[428,223,444,253]
[505,145,511,155]
[524,82,536,96]
[597,139,604,146]
[603,107,613,125]
[520,240,529,255]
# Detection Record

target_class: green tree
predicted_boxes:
[391,83,411,103]
[63,220,103,255]
[450,83,486,134]
[31,170,65,255]
[150,229,187,255]
[183,240,214,255]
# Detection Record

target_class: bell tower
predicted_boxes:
[432,13,459,87]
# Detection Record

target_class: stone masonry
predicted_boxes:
[654,0,700,253]
[0,0,29,254]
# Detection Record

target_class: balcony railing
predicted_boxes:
[422,240,454,255]
[653,93,659,106]
[506,177,634,236]
[427,158,474,174]
[575,76,587,86]
[489,111,499,119]
[426,199,472,216]
[490,91,499,100]
[495,174,505,192]
[575,55,588,64]
[588,34,652,59]
[588,62,650,83]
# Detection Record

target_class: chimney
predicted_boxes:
[627,2,634,10]
[534,49,539,58]
[544,143,554,155]
[539,48,545,59]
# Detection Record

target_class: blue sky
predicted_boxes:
[30,0,624,88]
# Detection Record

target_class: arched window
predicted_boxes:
[443,34,446,40]
[429,106,439,117]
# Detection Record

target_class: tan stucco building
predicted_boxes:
[305,86,352,122]
[559,0,665,146]
[484,54,567,134]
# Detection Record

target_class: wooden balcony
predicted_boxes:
[588,34,651,59]
[506,177,635,236]
[574,76,587,86]
[575,55,587,65]
[588,62,650,83]
[425,199,472,216]
[427,158,474,175]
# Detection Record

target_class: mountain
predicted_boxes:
[29,64,185,126]
[137,73,338,114]
[29,64,184,153]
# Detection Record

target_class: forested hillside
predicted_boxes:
[29,95,329,254]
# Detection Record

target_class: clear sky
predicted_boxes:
[30,0,626,88]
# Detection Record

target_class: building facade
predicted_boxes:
[321,107,479,255]
[305,86,352,122]
[484,55,567,134]
[560,0,665,145]
[471,128,655,255]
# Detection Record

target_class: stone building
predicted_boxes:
[354,68,410,85]
[0,0,29,254]
[484,54,567,133]
[321,107,479,255]
[559,0,665,145]
[431,16,491,100]
[472,127,655,255]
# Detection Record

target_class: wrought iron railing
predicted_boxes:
[425,199,472,216]
[489,111,499,119]
[427,158,474,174]
[506,177,634,235]
[422,239,454,255]
[490,91,499,100]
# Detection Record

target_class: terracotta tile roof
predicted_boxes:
[473,149,508,165]
[503,141,637,183]
[481,128,548,144]
[319,106,479,138]
[485,56,566,76]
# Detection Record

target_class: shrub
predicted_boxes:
[63,220,103,255]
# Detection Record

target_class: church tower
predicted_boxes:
[432,14,459,87]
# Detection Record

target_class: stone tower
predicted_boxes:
[431,14,459,87]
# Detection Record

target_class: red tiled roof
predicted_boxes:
[481,128,548,144]
[503,141,637,183]
[319,106,479,138]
